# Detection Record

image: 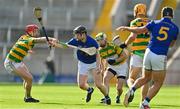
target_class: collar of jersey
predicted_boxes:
[162,17,172,21]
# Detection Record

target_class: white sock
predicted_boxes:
[143,99,149,106]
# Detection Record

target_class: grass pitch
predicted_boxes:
[0,83,180,109]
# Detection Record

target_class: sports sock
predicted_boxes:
[105,95,110,99]
[131,86,136,92]
[87,87,92,93]
[143,97,150,105]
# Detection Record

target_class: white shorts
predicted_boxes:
[107,62,128,79]
[143,48,167,71]
[78,61,97,75]
[130,54,143,67]
[4,58,24,74]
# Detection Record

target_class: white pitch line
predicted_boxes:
[167,47,180,69]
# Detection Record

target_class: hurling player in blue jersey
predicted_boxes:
[65,25,107,103]
[117,7,179,109]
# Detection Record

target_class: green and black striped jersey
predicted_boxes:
[130,17,150,57]
[7,35,35,63]
[98,43,126,65]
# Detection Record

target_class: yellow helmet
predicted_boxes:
[134,3,147,17]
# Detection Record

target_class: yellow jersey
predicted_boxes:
[130,17,150,57]
[7,35,35,63]
[99,43,126,65]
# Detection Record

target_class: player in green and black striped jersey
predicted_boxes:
[4,24,58,103]
[95,32,128,104]
[116,3,150,106]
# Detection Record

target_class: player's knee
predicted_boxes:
[26,75,33,83]
[128,78,135,84]
[145,76,151,82]
[130,75,136,81]
[141,76,151,83]
[154,80,164,87]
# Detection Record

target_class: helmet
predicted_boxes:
[112,35,120,42]
[112,35,121,46]
[134,3,147,17]
[162,7,173,18]
[95,32,107,41]
[73,25,87,34]
[25,24,39,33]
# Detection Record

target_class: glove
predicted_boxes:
[107,59,116,65]
[120,43,127,49]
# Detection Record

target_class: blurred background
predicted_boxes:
[0,0,179,85]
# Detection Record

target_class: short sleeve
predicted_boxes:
[28,37,35,46]
[130,20,137,27]
[146,20,155,32]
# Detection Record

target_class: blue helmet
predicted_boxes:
[162,7,173,18]
[73,25,87,34]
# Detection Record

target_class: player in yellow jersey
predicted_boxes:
[4,24,58,103]
[95,32,128,104]
[117,3,150,106]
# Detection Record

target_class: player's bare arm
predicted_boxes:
[95,53,101,74]
[125,33,137,45]
[119,33,137,49]
[33,37,58,43]
[170,40,176,47]
[52,41,69,48]
[116,26,148,34]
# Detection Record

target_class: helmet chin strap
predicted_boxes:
[26,32,35,37]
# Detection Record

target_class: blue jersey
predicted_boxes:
[146,18,179,55]
[67,35,98,64]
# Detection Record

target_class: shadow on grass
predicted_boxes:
[40,102,139,108]
[152,104,180,108]
[41,102,86,106]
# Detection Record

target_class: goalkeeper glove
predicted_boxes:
[120,43,127,49]
[107,59,116,65]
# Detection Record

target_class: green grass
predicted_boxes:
[0,83,180,109]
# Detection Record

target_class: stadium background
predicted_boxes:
[0,0,180,85]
